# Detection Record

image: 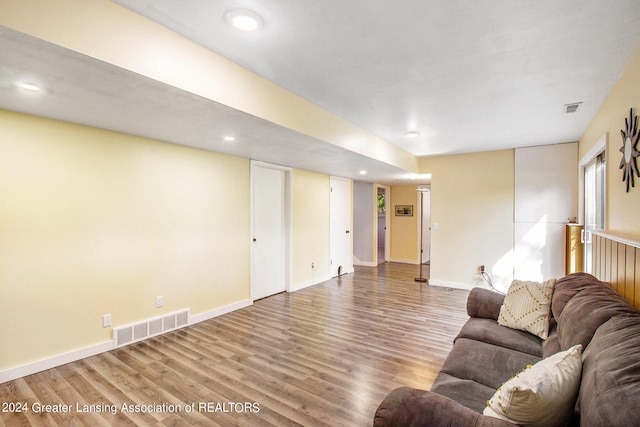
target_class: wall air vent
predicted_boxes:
[113,309,190,348]
[563,102,582,114]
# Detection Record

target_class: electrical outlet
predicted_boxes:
[311,262,315,269]
[102,314,112,328]
[156,295,163,308]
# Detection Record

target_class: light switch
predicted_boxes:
[102,314,112,328]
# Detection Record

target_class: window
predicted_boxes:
[583,152,605,273]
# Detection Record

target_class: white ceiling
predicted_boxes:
[114,0,640,156]
[0,27,414,184]
[2,1,640,184]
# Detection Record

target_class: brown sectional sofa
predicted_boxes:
[373,273,640,426]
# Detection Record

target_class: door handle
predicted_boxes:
[345,230,350,234]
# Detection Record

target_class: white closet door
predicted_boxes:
[514,143,578,281]
[330,177,352,277]
[252,165,286,299]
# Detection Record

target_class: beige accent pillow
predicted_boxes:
[483,344,583,427]
[498,278,556,339]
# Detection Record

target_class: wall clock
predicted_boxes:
[619,108,640,192]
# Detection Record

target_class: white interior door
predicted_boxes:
[330,177,352,276]
[252,164,286,300]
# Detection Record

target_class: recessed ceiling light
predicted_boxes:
[359,170,367,175]
[223,136,236,142]
[405,130,420,138]
[17,82,41,92]
[225,9,262,32]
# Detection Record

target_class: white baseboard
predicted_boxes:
[0,341,114,384]
[353,255,377,267]
[0,299,253,384]
[389,258,419,265]
[428,279,475,291]
[289,274,332,292]
[189,299,252,324]
[353,260,378,267]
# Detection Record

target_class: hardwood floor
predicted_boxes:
[0,263,469,426]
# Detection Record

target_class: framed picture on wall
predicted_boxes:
[395,205,413,216]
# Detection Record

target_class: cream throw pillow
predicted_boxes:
[483,344,583,427]
[498,278,556,339]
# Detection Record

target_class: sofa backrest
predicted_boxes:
[579,314,640,426]
[552,273,639,351]
[551,273,604,320]
[552,273,640,425]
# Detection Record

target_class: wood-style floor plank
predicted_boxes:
[0,263,469,426]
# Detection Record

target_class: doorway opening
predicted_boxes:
[417,186,431,265]
[376,185,390,264]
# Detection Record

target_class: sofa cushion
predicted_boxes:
[483,344,582,427]
[542,327,561,358]
[579,315,640,427]
[456,317,543,357]
[557,284,639,351]
[439,338,541,390]
[374,387,516,427]
[498,278,555,339]
[431,372,497,413]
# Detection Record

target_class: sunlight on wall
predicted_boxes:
[419,150,515,288]
[491,250,515,293]
[492,215,558,292]
[513,215,548,282]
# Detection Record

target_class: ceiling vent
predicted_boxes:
[563,102,582,114]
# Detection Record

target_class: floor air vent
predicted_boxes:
[114,309,189,348]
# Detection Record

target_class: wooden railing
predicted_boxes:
[592,230,640,309]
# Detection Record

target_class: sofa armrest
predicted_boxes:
[467,287,505,320]
[373,387,516,427]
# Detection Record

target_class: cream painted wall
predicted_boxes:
[0,109,250,371]
[419,150,515,288]
[292,169,330,288]
[579,46,640,235]
[389,186,420,263]
[0,0,417,174]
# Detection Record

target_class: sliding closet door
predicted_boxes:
[514,143,578,281]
